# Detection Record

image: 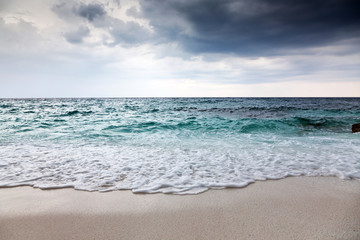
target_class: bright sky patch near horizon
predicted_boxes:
[0,0,359,97]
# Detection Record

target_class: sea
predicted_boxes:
[0,98,359,194]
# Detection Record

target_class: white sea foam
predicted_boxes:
[1,132,359,194]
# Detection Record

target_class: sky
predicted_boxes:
[0,0,359,97]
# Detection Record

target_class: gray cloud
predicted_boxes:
[52,2,106,22]
[112,0,120,8]
[138,0,360,56]
[64,26,90,44]
[52,2,76,21]
[0,17,39,52]
[107,18,152,46]
[76,3,106,22]
[126,6,141,18]
[52,1,151,46]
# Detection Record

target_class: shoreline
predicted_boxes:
[1,177,360,240]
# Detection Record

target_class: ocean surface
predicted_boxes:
[0,98,359,194]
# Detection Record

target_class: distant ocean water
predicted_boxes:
[0,98,359,194]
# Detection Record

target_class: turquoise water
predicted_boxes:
[0,98,359,193]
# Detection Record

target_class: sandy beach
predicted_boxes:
[1,177,359,240]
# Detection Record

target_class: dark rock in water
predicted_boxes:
[352,123,360,133]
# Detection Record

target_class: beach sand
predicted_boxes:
[1,177,359,240]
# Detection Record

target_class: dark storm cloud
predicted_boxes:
[139,0,360,55]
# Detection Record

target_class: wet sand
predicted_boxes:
[1,177,360,240]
